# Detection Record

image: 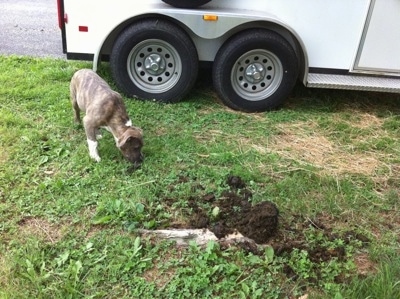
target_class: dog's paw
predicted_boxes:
[88,149,101,162]
[91,155,101,162]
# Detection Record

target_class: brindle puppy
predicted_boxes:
[70,69,143,167]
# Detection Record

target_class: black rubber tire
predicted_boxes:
[162,0,212,8]
[110,19,198,103]
[212,29,299,112]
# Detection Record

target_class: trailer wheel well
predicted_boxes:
[99,14,193,60]
[99,16,307,82]
[220,21,307,82]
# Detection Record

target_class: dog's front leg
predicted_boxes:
[83,117,101,162]
[87,139,101,162]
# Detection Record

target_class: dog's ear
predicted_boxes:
[118,135,142,148]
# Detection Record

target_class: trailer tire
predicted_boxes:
[162,0,212,8]
[110,19,198,103]
[212,29,299,112]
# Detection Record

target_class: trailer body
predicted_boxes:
[58,0,400,112]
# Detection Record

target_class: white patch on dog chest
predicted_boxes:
[125,119,132,127]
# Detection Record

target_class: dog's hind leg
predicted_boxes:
[72,102,81,124]
[70,88,81,124]
[83,116,101,162]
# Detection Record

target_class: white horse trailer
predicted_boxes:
[57,0,400,112]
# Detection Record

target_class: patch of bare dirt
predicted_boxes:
[17,217,63,244]
[143,248,183,288]
[353,252,378,277]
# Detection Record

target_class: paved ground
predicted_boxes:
[0,0,65,58]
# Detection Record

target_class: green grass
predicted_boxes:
[1,55,400,298]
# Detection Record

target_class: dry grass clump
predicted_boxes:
[269,121,381,176]
[18,217,63,244]
[196,112,392,179]
[342,111,384,129]
[0,147,8,164]
[258,114,392,179]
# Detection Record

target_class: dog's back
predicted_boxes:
[71,69,120,112]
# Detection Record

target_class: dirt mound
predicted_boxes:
[160,174,372,287]
[188,175,279,244]
[167,175,369,252]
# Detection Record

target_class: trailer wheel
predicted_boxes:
[110,20,198,103]
[212,30,299,112]
[162,0,212,8]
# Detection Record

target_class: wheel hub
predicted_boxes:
[144,54,166,75]
[245,63,265,83]
[231,49,283,101]
[127,39,183,93]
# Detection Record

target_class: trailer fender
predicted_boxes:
[93,9,308,82]
[158,9,309,82]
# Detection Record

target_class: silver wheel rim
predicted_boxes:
[231,49,283,101]
[127,39,182,94]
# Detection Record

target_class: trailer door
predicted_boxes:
[355,0,400,74]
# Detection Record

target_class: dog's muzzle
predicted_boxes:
[134,153,145,168]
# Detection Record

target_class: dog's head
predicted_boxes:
[117,127,144,168]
